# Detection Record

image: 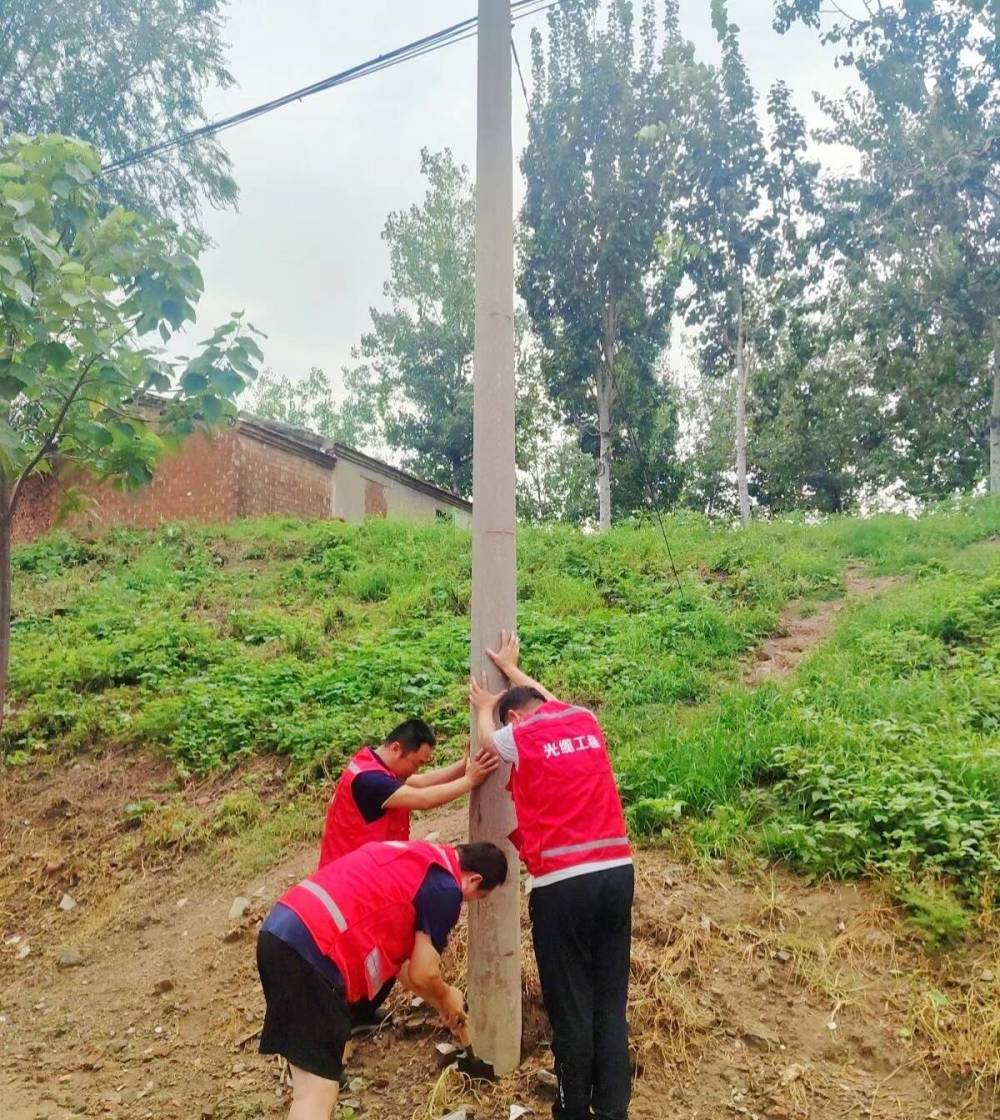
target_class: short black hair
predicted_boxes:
[456,842,508,891]
[384,718,436,755]
[496,686,546,725]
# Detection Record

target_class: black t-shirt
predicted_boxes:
[413,866,463,952]
[352,748,404,823]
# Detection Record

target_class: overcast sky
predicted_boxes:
[178,1,851,396]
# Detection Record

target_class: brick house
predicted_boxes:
[12,414,472,545]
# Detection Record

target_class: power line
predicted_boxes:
[511,37,530,107]
[101,0,560,177]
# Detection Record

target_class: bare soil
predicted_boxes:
[744,566,902,686]
[2,749,998,1120]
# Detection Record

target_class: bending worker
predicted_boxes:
[257,838,508,1120]
[319,718,498,867]
[470,632,633,1120]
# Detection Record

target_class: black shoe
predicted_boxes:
[349,1006,392,1037]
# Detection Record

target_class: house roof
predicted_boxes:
[239,413,472,512]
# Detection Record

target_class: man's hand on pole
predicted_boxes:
[485,629,519,677]
[466,746,500,787]
[469,673,501,714]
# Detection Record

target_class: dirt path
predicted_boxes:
[2,750,997,1119]
[744,566,901,686]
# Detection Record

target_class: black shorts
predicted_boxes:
[257,930,351,1081]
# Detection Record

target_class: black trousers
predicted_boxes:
[529,864,634,1120]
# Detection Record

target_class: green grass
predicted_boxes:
[6,497,1000,904]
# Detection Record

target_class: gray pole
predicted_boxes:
[468,0,521,1077]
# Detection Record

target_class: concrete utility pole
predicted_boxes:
[468,0,521,1077]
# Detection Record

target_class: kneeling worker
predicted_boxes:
[471,632,633,1120]
[257,838,507,1120]
[319,719,498,868]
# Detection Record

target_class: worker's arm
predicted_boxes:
[398,933,465,1031]
[406,755,468,788]
[486,630,557,702]
[469,676,503,754]
[382,750,497,812]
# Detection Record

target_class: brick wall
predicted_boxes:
[234,431,332,519]
[11,474,62,544]
[11,430,241,544]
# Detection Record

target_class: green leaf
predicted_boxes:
[0,253,22,275]
[43,341,73,370]
[181,371,209,394]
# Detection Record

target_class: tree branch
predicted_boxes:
[9,327,135,515]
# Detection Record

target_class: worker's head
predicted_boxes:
[456,842,509,901]
[495,685,547,727]
[380,718,436,777]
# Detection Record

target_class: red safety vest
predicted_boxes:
[318,747,410,868]
[280,840,462,1003]
[507,700,631,885]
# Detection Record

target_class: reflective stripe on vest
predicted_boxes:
[540,836,630,859]
[299,879,348,932]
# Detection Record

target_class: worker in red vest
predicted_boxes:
[470,632,633,1120]
[257,838,508,1120]
[319,719,498,1036]
[319,719,498,869]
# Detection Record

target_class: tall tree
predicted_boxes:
[519,0,677,531]
[344,148,476,495]
[774,0,1000,493]
[344,148,554,499]
[0,132,262,725]
[660,2,819,525]
[0,0,237,235]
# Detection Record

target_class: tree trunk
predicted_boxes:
[734,294,751,527]
[596,367,613,532]
[0,477,10,734]
[991,317,1000,495]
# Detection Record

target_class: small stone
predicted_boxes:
[510,1106,532,1120]
[176,897,189,909]
[774,950,792,965]
[978,969,994,983]
[441,1110,471,1120]
[4,933,21,946]
[153,978,174,995]
[201,1107,215,1120]
[16,943,31,960]
[743,1025,781,1051]
[109,1040,127,1054]
[58,894,77,912]
[57,948,85,969]
[45,859,66,875]
[435,1041,459,1067]
[410,996,425,1009]
[228,896,251,921]
[348,1077,364,1093]
[403,1014,428,1032]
